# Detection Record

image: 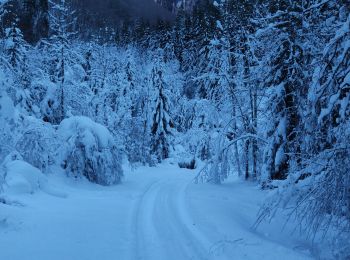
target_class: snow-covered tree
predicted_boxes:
[150,50,174,162]
[125,60,153,165]
[258,1,305,182]
[4,22,34,114]
[257,5,350,257]
[4,22,26,70]
[58,116,123,186]
[42,0,75,124]
[197,36,226,103]
[0,69,16,162]
[15,117,58,173]
[303,12,350,245]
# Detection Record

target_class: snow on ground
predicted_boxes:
[0,162,314,260]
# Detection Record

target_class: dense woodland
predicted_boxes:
[0,0,349,257]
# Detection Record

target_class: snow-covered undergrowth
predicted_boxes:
[58,116,123,185]
[3,153,47,195]
[1,153,66,198]
[0,106,123,188]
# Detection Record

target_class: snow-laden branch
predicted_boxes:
[194,134,267,184]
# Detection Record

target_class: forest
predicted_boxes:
[0,0,349,259]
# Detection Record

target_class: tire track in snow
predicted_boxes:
[160,180,209,259]
[129,180,161,260]
[131,176,211,260]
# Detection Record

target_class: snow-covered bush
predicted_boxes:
[178,159,196,170]
[1,153,22,195]
[173,144,197,170]
[15,116,58,173]
[0,70,16,163]
[58,116,123,185]
[1,152,48,195]
[179,99,220,161]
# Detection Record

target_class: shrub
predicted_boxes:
[58,116,123,185]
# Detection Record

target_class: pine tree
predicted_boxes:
[4,21,26,70]
[302,11,350,251]
[259,1,305,181]
[257,10,350,254]
[150,50,174,162]
[43,0,75,124]
[4,20,34,114]
[193,0,222,98]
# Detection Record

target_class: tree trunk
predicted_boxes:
[251,88,258,180]
[232,102,243,177]
[244,139,250,180]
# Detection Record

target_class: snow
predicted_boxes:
[57,116,123,186]
[216,20,224,31]
[0,87,15,120]
[58,116,114,149]
[2,156,67,198]
[4,160,46,195]
[0,163,313,260]
[0,2,347,258]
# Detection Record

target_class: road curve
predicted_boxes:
[131,175,211,260]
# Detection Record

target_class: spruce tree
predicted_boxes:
[4,20,34,114]
[43,0,75,124]
[260,1,305,181]
[150,50,174,162]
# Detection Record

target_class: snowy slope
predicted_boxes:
[0,163,315,260]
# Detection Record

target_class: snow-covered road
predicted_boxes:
[0,163,313,260]
[132,176,209,260]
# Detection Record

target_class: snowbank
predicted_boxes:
[1,152,48,195]
[1,153,67,197]
[4,159,46,195]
